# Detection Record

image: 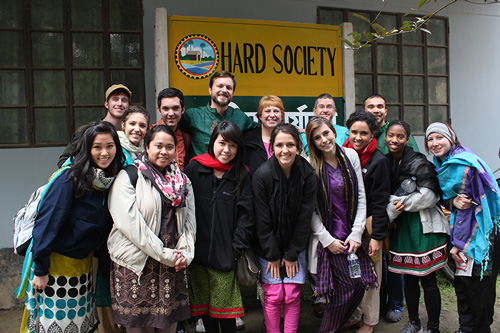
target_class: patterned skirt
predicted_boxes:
[23,252,98,333]
[110,257,190,329]
[189,262,244,318]
[389,211,448,276]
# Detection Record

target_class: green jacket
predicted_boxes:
[375,122,420,154]
[179,103,257,158]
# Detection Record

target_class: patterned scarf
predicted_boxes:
[343,137,377,168]
[135,151,186,207]
[92,167,115,191]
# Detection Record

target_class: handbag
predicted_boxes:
[236,250,260,287]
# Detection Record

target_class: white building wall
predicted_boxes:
[1,0,500,248]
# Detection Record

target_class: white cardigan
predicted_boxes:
[307,147,367,274]
[107,168,196,278]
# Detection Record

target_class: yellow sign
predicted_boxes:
[168,16,343,97]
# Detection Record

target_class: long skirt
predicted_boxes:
[110,257,190,329]
[23,252,98,333]
[389,211,448,276]
[189,263,244,318]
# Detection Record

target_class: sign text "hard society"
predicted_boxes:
[220,42,337,76]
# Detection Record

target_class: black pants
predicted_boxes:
[404,272,440,332]
[202,314,236,333]
[454,238,500,333]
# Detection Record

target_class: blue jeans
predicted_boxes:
[380,252,405,312]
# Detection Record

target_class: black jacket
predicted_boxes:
[244,127,269,174]
[184,160,254,271]
[252,155,317,262]
[362,149,391,241]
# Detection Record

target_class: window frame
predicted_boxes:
[0,0,145,148]
[317,7,450,135]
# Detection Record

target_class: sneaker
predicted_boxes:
[400,321,423,333]
[195,318,206,333]
[236,317,245,331]
[386,309,403,322]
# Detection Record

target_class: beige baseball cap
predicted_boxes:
[105,84,132,100]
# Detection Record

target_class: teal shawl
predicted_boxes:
[433,145,500,272]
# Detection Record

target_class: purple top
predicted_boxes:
[325,162,350,241]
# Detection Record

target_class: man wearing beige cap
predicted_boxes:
[57,84,131,167]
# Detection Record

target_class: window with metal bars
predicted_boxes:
[0,0,145,147]
[318,7,449,134]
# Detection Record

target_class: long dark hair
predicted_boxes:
[208,120,247,198]
[71,120,124,197]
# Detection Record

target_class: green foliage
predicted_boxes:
[343,0,462,49]
[418,0,431,8]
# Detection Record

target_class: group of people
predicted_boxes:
[19,70,500,333]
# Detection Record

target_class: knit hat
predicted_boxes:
[425,122,456,143]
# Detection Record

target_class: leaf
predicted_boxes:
[401,20,415,29]
[404,9,417,16]
[352,32,362,43]
[353,13,371,23]
[418,0,430,8]
[419,28,432,34]
[371,23,387,36]
[364,31,375,42]
[341,38,355,48]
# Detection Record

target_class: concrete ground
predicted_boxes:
[3,282,500,333]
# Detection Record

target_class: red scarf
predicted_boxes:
[190,153,231,171]
[343,138,377,167]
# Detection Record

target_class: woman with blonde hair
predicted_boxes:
[305,117,376,333]
[244,95,285,173]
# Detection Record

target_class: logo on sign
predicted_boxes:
[175,34,219,79]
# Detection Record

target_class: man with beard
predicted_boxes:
[180,70,257,158]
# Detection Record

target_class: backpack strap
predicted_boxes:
[124,164,138,188]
